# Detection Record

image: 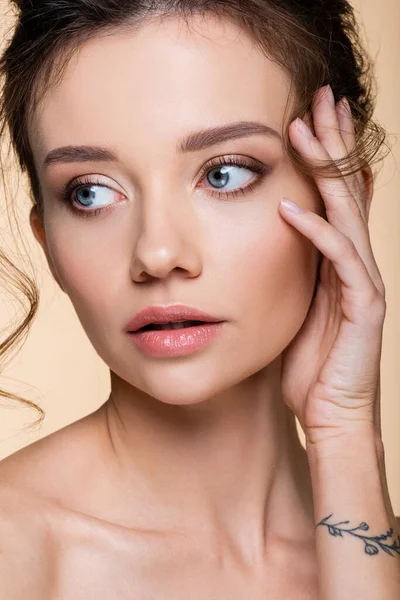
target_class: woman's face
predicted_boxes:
[29,15,321,405]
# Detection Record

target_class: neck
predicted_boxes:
[90,355,315,567]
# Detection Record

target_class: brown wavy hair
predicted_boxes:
[0,0,391,430]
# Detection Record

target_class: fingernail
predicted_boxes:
[325,84,335,107]
[338,96,351,116]
[295,118,314,139]
[280,198,305,214]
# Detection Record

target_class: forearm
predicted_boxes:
[373,381,398,537]
[306,427,400,600]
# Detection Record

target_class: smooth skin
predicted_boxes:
[0,13,397,600]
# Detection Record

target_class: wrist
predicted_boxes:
[304,423,380,463]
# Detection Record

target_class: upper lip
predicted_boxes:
[126,304,224,332]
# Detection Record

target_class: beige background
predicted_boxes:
[0,1,399,514]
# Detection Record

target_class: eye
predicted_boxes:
[76,183,114,207]
[57,155,269,219]
[198,155,268,199]
[58,176,125,218]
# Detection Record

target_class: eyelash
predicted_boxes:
[58,156,269,219]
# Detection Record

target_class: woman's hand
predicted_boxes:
[279,84,386,447]
[278,85,400,599]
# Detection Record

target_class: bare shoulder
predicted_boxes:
[0,482,56,599]
[0,409,101,500]
[0,414,100,598]
[0,429,70,598]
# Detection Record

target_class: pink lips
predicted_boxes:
[126,304,223,333]
[126,304,225,357]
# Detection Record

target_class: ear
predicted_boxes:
[30,205,65,292]
[29,204,46,247]
[361,164,374,222]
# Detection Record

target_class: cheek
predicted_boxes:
[45,193,319,370]
[220,217,318,359]
[45,226,116,336]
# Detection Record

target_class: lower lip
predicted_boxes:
[128,322,225,357]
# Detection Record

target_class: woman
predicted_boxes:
[0,0,399,597]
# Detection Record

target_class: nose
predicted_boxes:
[130,195,203,283]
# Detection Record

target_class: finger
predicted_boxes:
[279,198,386,324]
[310,86,367,222]
[335,97,367,221]
[335,99,381,293]
[311,86,347,157]
[289,117,384,296]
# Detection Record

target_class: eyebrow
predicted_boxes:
[43,121,281,169]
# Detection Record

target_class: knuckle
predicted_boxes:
[337,235,356,259]
[375,279,386,300]
[375,295,387,316]
[368,291,386,321]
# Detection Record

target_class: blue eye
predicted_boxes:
[198,155,267,200]
[58,176,124,219]
[58,156,268,219]
[75,184,115,208]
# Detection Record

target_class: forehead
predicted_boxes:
[30,15,290,164]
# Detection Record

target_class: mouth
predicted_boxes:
[125,304,224,335]
[137,320,207,332]
[127,318,225,357]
